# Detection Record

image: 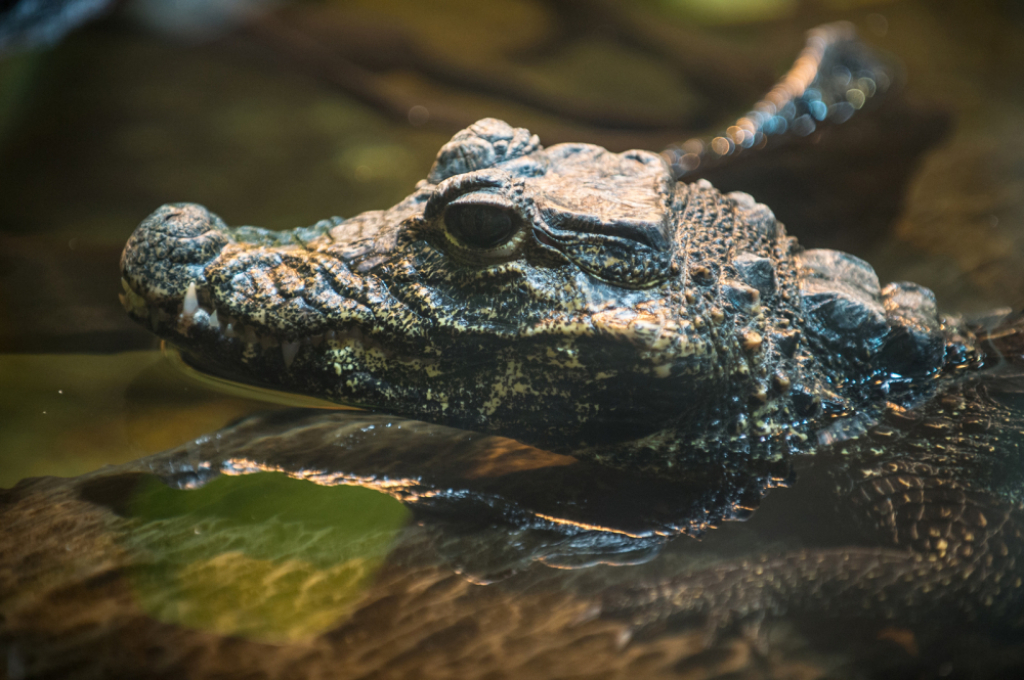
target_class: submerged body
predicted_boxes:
[3,26,1024,678]
[114,115,1024,630]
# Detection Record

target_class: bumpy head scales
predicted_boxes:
[120,119,957,464]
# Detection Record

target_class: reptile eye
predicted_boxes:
[444,203,519,249]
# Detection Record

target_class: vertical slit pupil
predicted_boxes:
[445,204,517,248]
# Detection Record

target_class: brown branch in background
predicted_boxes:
[241,12,468,127]
[239,2,948,255]
[528,0,775,107]
[244,7,716,135]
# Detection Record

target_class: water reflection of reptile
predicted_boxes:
[4,25,1024,680]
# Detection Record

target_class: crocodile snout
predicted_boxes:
[121,203,231,310]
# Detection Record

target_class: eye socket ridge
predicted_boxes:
[541,210,669,252]
[443,197,524,250]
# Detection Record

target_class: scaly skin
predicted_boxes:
[3,26,1023,679]
[113,114,1024,635]
[112,114,1024,660]
[120,118,972,473]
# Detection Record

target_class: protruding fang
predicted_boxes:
[183,283,199,318]
[282,340,300,369]
[210,310,219,328]
[220,314,238,337]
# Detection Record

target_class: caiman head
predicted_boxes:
[121,119,952,463]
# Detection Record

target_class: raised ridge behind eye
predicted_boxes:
[444,203,519,249]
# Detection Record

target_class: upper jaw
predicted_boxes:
[119,196,686,349]
[119,202,406,373]
[117,201,598,377]
[120,203,229,311]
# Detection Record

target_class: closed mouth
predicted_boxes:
[120,278,392,370]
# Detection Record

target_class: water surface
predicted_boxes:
[2,1,1024,677]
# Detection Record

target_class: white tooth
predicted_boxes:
[224,323,237,338]
[282,340,300,369]
[182,283,199,318]
[209,310,219,328]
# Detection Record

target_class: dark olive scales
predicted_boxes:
[120,119,1024,634]
[121,119,966,473]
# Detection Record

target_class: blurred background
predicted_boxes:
[2,0,1023,485]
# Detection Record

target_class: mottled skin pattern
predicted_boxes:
[121,118,968,473]
[0,19,1019,677]
[607,378,1024,630]
[111,118,1024,646]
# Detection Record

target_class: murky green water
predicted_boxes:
[2,1,1024,677]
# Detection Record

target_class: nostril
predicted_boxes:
[144,203,228,261]
[121,203,231,308]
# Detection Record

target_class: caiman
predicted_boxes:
[3,24,1024,680]
[116,25,939,477]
